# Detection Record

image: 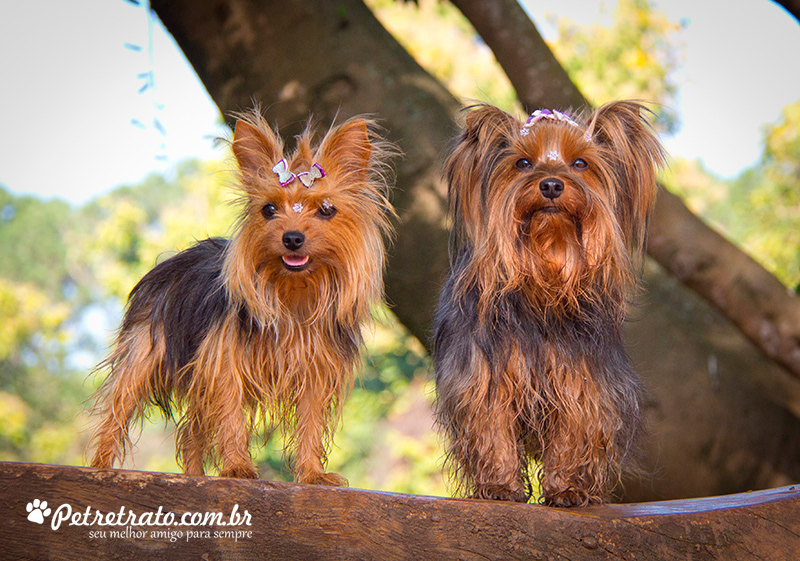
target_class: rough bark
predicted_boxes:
[623,260,800,501]
[451,0,800,383]
[3,463,800,561]
[647,190,800,383]
[450,0,586,112]
[148,0,800,501]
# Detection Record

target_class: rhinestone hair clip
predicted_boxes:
[520,109,592,142]
[271,160,326,187]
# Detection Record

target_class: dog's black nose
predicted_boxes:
[539,178,565,200]
[282,231,305,251]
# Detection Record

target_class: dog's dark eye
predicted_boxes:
[572,158,588,170]
[515,158,532,170]
[317,201,337,219]
[261,203,278,220]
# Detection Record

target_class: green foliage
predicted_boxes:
[0,158,240,465]
[0,187,72,297]
[0,276,83,463]
[548,0,683,131]
[731,100,800,288]
[661,99,800,289]
[0,391,29,454]
[73,159,237,301]
[326,321,446,496]
[0,278,69,362]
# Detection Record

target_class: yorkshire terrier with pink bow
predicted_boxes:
[89,111,395,485]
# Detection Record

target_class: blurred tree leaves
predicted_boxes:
[73,160,237,301]
[748,100,800,287]
[547,0,683,132]
[662,99,800,289]
[0,278,69,362]
[0,276,78,462]
[0,188,72,297]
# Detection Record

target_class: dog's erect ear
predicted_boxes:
[317,119,372,181]
[232,115,283,176]
[445,105,518,249]
[448,105,517,187]
[462,104,518,149]
[587,101,666,254]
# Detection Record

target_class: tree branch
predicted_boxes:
[450,0,800,381]
[4,463,800,560]
[648,189,800,376]
[449,0,586,112]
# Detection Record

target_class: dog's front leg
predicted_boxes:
[291,362,348,487]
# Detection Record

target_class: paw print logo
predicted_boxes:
[26,499,52,524]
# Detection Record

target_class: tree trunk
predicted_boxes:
[647,190,800,384]
[3,462,800,560]
[149,0,800,501]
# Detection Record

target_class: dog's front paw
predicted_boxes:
[89,456,114,470]
[471,483,527,503]
[299,471,349,487]
[219,463,259,479]
[543,488,602,507]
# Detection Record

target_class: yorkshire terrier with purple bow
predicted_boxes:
[434,101,666,506]
[89,110,395,485]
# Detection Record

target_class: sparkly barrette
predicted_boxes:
[520,109,592,142]
[297,163,326,187]
[271,160,327,188]
[272,158,295,186]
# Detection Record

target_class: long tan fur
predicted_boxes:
[89,109,396,485]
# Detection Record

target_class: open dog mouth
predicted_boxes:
[282,254,310,271]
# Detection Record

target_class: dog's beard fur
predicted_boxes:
[435,101,665,506]
[88,110,396,485]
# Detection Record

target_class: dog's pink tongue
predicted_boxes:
[283,255,309,267]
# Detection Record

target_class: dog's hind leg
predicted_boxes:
[88,324,166,469]
[177,398,207,476]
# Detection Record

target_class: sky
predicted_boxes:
[1,1,799,205]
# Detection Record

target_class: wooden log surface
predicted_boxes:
[1,462,798,560]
